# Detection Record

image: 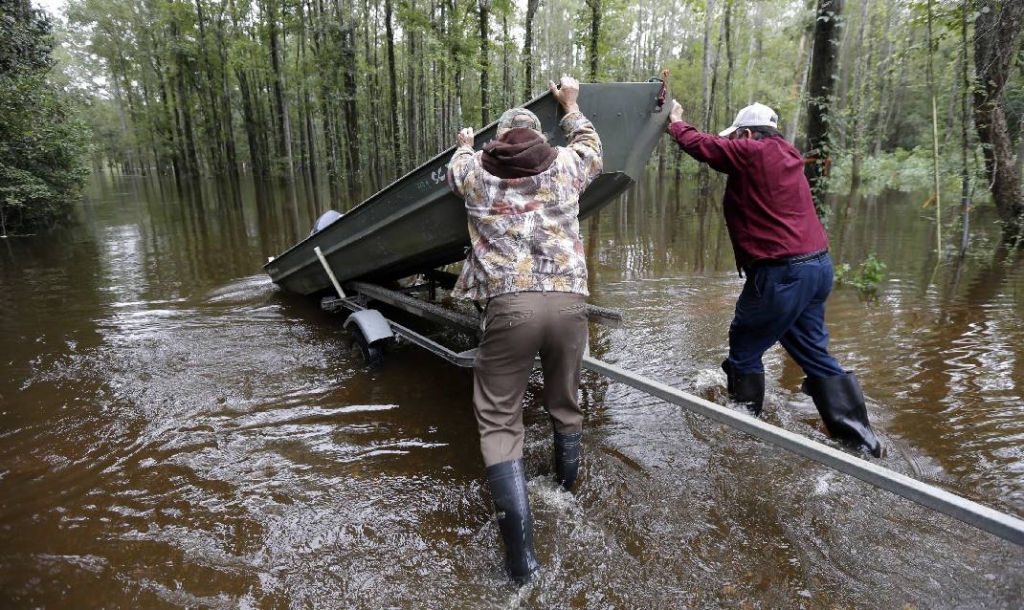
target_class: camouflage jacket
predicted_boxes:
[447,111,603,301]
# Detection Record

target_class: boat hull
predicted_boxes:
[265,82,668,295]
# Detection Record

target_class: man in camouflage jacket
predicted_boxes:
[447,75,602,584]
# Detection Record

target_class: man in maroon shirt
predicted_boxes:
[666,101,881,457]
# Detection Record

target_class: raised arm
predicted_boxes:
[447,127,476,195]
[666,100,746,174]
[550,75,603,185]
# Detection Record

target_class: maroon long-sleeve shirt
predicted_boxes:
[668,121,828,271]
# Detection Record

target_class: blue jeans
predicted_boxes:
[725,254,845,380]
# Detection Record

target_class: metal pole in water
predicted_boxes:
[582,355,1024,547]
[314,246,346,299]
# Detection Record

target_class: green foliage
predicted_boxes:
[834,253,887,292]
[0,4,88,235]
[827,146,986,197]
[45,0,1021,225]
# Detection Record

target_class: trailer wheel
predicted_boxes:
[352,327,385,366]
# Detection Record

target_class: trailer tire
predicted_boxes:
[343,309,392,366]
[352,328,385,366]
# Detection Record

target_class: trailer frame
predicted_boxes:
[317,270,1024,548]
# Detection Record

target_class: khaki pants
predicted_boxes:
[473,291,588,467]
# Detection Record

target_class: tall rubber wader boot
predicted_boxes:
[553,431,582,491]
[802,373,882,458]
[722,360,765,416]
[486,459,540,584]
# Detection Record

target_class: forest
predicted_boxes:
[2,0,1024,245]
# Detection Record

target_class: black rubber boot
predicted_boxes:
[722,360,765,416]
[553,431,582,491]
[802,373,882,458]
[485,459,540,584]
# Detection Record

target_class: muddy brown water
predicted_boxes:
[1,173,1022,608]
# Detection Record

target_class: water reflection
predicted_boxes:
[0,172,1021,608]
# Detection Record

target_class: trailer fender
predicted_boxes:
[344,309,394,345]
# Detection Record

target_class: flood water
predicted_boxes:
[1,171,1022,608]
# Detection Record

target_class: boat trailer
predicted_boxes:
[312,253,1024,549]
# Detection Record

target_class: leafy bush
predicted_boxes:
[834,253,887,291]
[0,4,88,236]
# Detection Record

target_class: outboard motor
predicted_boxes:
[310,210,343,236]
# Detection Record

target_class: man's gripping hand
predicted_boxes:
[456,127,474,148]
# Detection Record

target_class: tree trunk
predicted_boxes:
[109,68,136,174]
[804,0,843,217]
[973,0,1024,245]
[479,0,490,124]
[194,0,225,177]
[385,0,402,168]
[267,0,297,182]
[237,69,265,178]
[312,0,340,198]
[846,0,870,193]
[926,0,941,253]
[151,46,182,180]
[959,2,971,257]
[586,0,601,82]
[701,0,714,132]
[405,0,419,160]
[215,11,238,181]
[341,0,361,179]
[523,0,539,101]
[502,11,511,108]
[697,0,716,190]
[723,0,733,120]
[788,0,815,144]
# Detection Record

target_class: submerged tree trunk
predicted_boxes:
[804,0,843,218]
[972,0,1024,246]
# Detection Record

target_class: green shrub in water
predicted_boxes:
[834,253,887,291]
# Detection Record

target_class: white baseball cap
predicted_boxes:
[719,102,779,137]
